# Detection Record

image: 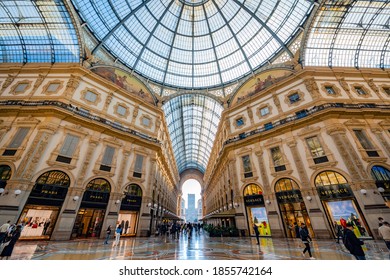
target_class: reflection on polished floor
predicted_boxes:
[9,231,390,260]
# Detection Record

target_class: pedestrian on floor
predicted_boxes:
[114,224,122,246]
[342,222,366,260]
[252,223,264,254]
[378,221,390,252]
[334,220,343,244]
[0,224,22,260]
[104,225,112,245]
[299,223,315,259]
[0,220,11,243]
[294,222,300,239]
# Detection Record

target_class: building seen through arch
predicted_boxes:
[0,0,389,245]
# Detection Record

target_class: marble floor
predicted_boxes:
[7,231,390,260]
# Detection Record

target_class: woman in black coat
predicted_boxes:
[0,225,22,260]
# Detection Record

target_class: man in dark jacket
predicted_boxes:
[342,222,366,260]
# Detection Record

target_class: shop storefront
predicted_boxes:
[315,171,371,238]
[71,178,110,238]
[371,165,390,208]
[275,178,313,238]
[244,184,271,236]
[117,184,142,236]
[18,170,70,240]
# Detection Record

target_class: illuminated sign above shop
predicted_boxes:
[317,184,354,200]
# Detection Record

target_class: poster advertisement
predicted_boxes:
[250,207,271,236]
[326,200,369,238]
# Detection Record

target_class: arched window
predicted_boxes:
[314,171,347,187]
[36,170,70,187]
[31,170,70,200]
[275,178,300,192]
[124,184,142,196]
[86,178,111,192]
[0,165,12,189]
[371,166,390,182]
[243,184,262,196]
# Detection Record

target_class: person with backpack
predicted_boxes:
[114,224,122,246]
[299,223,315,259]
[342,222,366,260]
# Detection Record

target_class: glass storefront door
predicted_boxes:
[72,208,105,238]
[279,202,313,238]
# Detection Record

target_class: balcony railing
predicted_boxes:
[0,100,160,145]
[224,103,390,146]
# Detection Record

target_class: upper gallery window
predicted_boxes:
[242,155,253,178]
[84,90,98,103]
[288,92,300,104]
[354,86,366,95]
[325,86,336,95]
[305,136,328,164]
[236,117,244,127]
[260,107,270,116]
[117,105,127,116]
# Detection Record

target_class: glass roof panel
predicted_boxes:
[304,0,390,69]
[163,94,223,174]
[0,0,79,63]
[71,0,313,89]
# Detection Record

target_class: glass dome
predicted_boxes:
[71,0,314,89]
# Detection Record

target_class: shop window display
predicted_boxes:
[19,207,59,238]
[315,170,371,238]
[249,207,271,236]
[117,213,138,236]
[324,200,369,238]
[243,183,271,237]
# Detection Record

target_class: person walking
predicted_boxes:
[342,222,366,260]
[334,221,343,243]
[114,224,122,246]
[299,223,315,259]
[104,225,112,245]
[253,223,264,254]
[378,221,390,252]
[0,220,11,243]
[0,224,22,260]
[294,222,300,239]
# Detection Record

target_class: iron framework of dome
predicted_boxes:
[71,0,314,90]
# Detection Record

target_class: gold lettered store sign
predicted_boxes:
[276,190,303,204]
[317,184,354,200]
[244,195,265,206]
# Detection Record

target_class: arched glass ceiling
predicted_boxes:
[71,0,314,89]
[0,0,80,64]
[304,0,390,69]
[163,94,223,174]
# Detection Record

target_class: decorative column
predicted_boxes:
[371,127,390,158]
[326,125,362,180]
[0,74,15,95]
[63,74,81,98]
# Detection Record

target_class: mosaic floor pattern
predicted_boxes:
[7,231,390,260]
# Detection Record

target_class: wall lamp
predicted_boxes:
[73,196,80,201]
[374,187,385,195]
[115,199,121,205]
[265,200,271,205]
[234,202,240,208]
[360,189,367,195]
[14,189,21,196]
[0,188,8,196]
[306,196,312,201]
